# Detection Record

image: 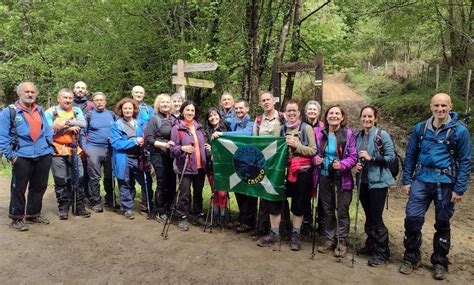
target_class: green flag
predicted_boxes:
[212,135,288,201]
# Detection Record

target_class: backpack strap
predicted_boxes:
[8,104,19,151]
[418,121,429,148]
[256,115,263,135]
[375,129,384,154]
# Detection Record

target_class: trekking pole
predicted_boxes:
[204,192,214,233]
[311,184,320,259]
[162,153,190,239]
[143,171,151,219]
[140,149,152,219]
[224,192,231,229]
[352,158,365,267]
[71,133,80,215]
[333,161,342,262]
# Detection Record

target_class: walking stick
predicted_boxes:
[140,149,152,219]
[352,158,365,267]
[71,133,80,215]
[204,192,214,233]
[162,153,190,239]
[311,184,320,259]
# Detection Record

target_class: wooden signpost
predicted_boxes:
[172,59,218,99]
[272,52,324,109]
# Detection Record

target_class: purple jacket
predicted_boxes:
[312,126,357,191]
[170,119,207,175]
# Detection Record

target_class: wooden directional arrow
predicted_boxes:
[172,62,218,74]
[172,76,215,89]
[277,61,317,73]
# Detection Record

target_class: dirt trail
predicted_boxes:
[0,74,472,284]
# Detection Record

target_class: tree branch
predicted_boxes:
[299,0,331,24]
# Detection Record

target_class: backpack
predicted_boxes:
[280,122,309,146]
[416,120,464,176]
[8,105,19,151]
[374,129,402,179]
[255,111,285,135]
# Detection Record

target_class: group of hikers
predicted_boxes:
[0,81,471,281]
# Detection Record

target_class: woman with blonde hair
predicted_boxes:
[145,93,176,222]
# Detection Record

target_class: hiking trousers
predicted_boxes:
[359,183,390,260]
[319,175,353,242]
[150,152,176,215]
[52,156,86,213]
[403,180,455,270]
[117,156,148,212]
[176,168,205,218]
[9,154,52,219]
[86,146,113,206]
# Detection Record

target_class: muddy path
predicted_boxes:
[0,73,472,284]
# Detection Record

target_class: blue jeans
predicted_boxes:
[403,180,455,269]
[117,157,148,212]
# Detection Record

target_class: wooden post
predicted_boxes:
[272,57,282,110]
[448,66,453,94]
[466,69,472,112]
[435,64,440,91]
[176,59,185,99]
[314,53,324,107]
[394,62,398,77]
[385,61,388,74]
[368,62,371,73]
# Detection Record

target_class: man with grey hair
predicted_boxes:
[85,92,117,212]
[130,85,154,215]
[45,88,90,220]
[0,82,54,231]
[218,91,235,122]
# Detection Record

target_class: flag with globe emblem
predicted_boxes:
[212,135,288,201]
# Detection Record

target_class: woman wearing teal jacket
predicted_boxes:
[355,105,395,267]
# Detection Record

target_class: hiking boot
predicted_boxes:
[140,204,149,213]
[11,219,29,231]
[290,232,301,251]
[178,218,189,231]
[124,211,135,220]
[368,256,387,267]
[236,224,253,233]
[334,240,347,258]
[26,216,50,225]
[75,210,91,218]
[399,260,421,275]
[257,231,279,247]
[317,241,334,254]
[357,245,374,256]
[227,220,241,229]
[193,214,206,226]
[105,201,121,210]
[156,213,168,223]
[92,204,103,213]
[433,264,447,280]
[58,211,68,220]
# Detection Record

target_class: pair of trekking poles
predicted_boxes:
[309,158,365,268]
[161,153,191,239]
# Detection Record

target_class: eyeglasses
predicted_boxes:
[286,109,298,113]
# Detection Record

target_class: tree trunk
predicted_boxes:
[283,0,301,108]
[246,0,260,108]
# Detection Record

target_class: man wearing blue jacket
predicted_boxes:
[399,93,471,280]
[212,99,255,232]
[0,82,54,231]
[131,85,154,214]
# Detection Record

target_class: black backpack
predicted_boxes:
[374,129,402,179]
